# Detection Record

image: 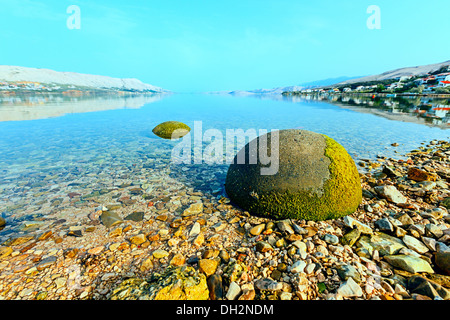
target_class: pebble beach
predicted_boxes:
[0,138,449,301]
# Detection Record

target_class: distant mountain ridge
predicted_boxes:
[207,76,361,95]
[335,60,450,86]
[0,65,168,93]
[299,76,362,88]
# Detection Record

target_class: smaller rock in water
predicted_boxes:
[124,212,144,222]
[152,121,191,140]
[100,211,123,228]
[129,234,146,246]
[0,217,6,228]
[0,246,13,259]
[189,222,201,238]
[183,203,203,216]
[36,256,57,271]
[153,249,169,259]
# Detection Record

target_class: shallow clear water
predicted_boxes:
[0,93,449,232]
[1,92,449,174]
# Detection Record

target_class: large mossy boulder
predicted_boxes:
[152,121,190,140]
[225,129,362,221]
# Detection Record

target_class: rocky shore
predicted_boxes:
[0,139,449,300]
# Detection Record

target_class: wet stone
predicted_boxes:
[384,254,434,274]
[182,203,203,216]
[198,258,220,277]
[374,218,394,233]
[207,274,223,300]
[341,228,361,246]
[425,224,444,239]
[124,212,144,222]
[402,235,429,254]
[254,278,283,291]
[67,230,82,237]
[323,233,339,245]
[277,220,294,234]
[374,185,408,204]
[36,256,57,271]
[226,282,241,300]
[0,246,13,259]
[336,264,362,283]
[337,277,363,298]
[100,211,123,228]
[256,241,273,253]
[249,224,265,236]
[129,234,146,245]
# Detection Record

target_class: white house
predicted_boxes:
[435,73,450,87]
[399,75,413,82]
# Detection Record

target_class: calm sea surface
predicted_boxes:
[0,92,448,236]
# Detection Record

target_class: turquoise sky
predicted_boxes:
[0,0,449,92]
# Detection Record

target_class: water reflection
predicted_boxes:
[0,93,167,121]
[282,94,450,129]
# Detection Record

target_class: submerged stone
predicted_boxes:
[225,129,362,221]
[152,121,191,140]
[100,211,123,228]
[124,211,144,222]
[0,217,6,228]
[0,246,13,259]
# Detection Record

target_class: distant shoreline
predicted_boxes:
[282,92,450,99]
[0,90,169,97]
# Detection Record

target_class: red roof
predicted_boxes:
[440,81,450,84]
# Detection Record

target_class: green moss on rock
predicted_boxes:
[152,121,191,140]
[225,130,362,221]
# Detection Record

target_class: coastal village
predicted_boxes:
[281,65,450,128]
[0,81,156,95]
[288,66,450,95]
[0,81,67,92]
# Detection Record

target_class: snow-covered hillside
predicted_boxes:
[0,65,168,92]
[336,60,450,85]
